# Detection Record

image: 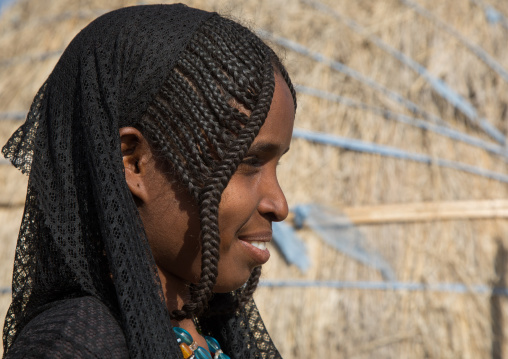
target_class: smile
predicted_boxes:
[250,241,267,250]
[238,232,272,265]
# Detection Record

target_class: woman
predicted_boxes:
[2,4,296,359]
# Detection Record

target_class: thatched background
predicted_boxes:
[2,0,508,357]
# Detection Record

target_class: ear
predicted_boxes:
[119,127,152,205]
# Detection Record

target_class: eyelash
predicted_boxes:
[241,156,263,167]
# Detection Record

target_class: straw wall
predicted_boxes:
[2,0,508,357]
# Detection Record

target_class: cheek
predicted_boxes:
[217,177,259,242]
[149,217,199,268]
[143,190,203,283]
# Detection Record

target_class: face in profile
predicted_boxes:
[123,71,295,295]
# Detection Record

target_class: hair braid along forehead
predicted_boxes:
[188,64,276,318]
[139,14,295,319]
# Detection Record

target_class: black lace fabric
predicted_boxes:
[7,297,128,358]
[2,5,282,359]
[204,295,281,358]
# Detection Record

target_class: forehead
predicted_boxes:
[252,73,295,148]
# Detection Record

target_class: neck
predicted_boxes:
[157,266,210,351]
[157,265,191,316]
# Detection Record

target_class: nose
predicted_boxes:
[258,173,289,222]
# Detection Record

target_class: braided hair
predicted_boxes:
[136,15,296,320]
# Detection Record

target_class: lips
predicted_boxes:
[238,232,271,265]
[250,241,267,250]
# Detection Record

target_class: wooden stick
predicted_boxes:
[341,199,508,224]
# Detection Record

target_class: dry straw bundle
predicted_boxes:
[2,0,508,357]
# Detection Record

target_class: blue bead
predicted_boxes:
[204,335,221,354]
[172,327,193,345]
[194,346,213,359]
[217,353,231,359]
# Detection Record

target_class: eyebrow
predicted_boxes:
[247,142,290,155]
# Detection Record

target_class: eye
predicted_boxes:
[237,155,264,175]
[241,156,263,167]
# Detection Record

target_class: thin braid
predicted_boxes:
[200,18,267,74]
[188,32,262,109]
[149,101,206,173]
[278,62,298,109]
[238,267,262,306]
[137,117,202,200]
[181,47,257,115]
[153,86,217,172]
[192,34,263,100]
[164,70,241,154]
[138,14,296,320]
[175,57,249,131]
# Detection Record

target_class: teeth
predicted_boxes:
[250,241,267,250]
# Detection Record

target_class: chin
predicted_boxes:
[213,273,254,293]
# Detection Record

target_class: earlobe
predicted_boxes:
[119,127,151,204]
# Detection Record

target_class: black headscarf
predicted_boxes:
[2,4,282,358]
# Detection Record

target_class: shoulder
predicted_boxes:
[6,296,129,359]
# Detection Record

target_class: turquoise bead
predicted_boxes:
[204,335,221,354]
[172,327,193,345]
[194,346,213,359]
[217,353,231,359]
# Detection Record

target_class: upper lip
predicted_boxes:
[238,231,272,242]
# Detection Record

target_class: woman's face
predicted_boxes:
[138,72,295,293]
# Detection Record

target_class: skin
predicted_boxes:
[120,72,295,349]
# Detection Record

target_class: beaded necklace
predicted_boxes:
[173,326,231,359]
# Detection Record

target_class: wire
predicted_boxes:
[259,279,508,295]
[292,127,508,183]
[258,28,477,134]
[300,0,506,145]
[296,85,508,159]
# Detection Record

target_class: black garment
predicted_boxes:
[7,297,128,359]
[2,4,282,359]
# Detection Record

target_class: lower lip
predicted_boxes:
[239,240,271,265]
